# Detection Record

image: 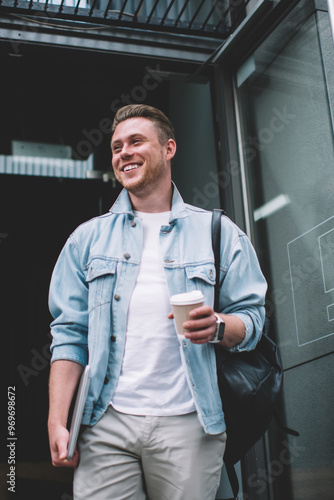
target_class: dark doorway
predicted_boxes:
[0,37,206,499]
[1,174,121,499]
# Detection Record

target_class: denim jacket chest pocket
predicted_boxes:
[85,258,117,312]
[185,263,216,298]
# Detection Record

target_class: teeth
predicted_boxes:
[124,164,140,172]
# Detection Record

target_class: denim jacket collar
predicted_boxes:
[109,181,189,222]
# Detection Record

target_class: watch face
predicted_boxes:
[217,321,225,341]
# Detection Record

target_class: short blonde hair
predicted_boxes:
[112,104,175,145]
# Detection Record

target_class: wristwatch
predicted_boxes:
[209,313,225,343]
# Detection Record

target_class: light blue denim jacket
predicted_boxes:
[49,184,267,434]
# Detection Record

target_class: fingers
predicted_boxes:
[51,444,79,468]
[183,305,216,344]
[57,449,80,468]
[49,424,79,468]
[184,330,213,344]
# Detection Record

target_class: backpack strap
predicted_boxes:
[211,209,240,500]
[211,208,225,311]
[225,462,239,500]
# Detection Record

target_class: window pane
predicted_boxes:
[236,3,334,498]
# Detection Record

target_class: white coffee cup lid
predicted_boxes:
[170,290,204,305]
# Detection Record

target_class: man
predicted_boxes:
[48,104,267,500]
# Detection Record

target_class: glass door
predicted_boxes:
[234,1,334,498]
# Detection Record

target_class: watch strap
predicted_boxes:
[209,313,225,343]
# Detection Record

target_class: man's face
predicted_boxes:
[111,117,175,197]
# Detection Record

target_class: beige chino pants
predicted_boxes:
[74,406,226,500]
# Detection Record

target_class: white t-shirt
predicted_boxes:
[111,211,196,416]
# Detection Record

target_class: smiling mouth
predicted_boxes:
[123,164,141,172]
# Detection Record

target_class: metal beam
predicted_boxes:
[187,0,273,81]
[0,14,220,63]
[212,0,273,63]
[0,0,233,38]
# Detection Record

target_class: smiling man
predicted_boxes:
[48,104,267,500]
[110,112,174,209]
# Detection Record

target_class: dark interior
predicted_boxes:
[0,40,198,499]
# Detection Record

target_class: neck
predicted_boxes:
[128,183,173,213]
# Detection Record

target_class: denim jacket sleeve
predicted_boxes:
[219,219,267,352]
[49,234,89,366]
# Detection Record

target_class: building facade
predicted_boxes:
[1,1,333,498]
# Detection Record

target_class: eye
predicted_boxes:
[112,144,121,153]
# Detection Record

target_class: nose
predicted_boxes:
[120,143,133,158]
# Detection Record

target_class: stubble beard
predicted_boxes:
[118,155,167,198]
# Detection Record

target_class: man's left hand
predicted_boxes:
[182,305,217,344]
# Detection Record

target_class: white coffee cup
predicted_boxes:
[170,290,204,336]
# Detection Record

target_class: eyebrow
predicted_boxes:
[111,133,146,148]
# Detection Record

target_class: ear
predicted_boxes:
[165,139,177,161]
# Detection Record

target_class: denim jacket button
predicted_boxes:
[130,220,136,227]
[114,294,120,301]
[104,376,109,384]
[110,335,116,342]
[124,252,131,259]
